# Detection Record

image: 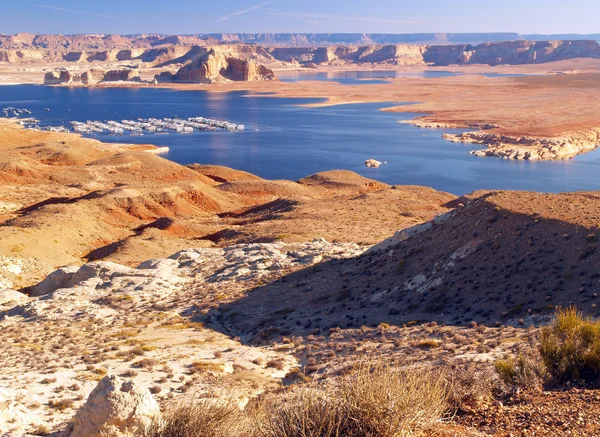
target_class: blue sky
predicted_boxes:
[2,1,599,35]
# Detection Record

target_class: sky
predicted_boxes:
[1,1,600,35]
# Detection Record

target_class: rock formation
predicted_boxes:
[44,68,141,85]
[443,129,600,160]
[43,70,80,85]
[155,49,278,83]
[82,68,141,85]
[69,375,160,437]
[365,159,383,168]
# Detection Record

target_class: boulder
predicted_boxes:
[0,289,28,306]
[70,375,160,437]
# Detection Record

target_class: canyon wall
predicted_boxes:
[4,39,600,68]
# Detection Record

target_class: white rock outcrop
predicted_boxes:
[365,158,382,168]
[443,128,600,160]
[70,375,160,437]
[30,265,79,297]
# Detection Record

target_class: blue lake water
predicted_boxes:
[0,84,599,195]
[277,70,528,84]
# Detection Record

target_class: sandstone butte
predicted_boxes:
[154,49,278,83]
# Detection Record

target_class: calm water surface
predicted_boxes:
[277,70,528,84]
[0,85,598,195]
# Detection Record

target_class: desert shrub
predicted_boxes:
[539,306,600,382]
[339,363,448,436]
[253,389,348,437]
[48,398,74,411]
[446,364,494,412]
[494,353,544,389]
[254,363,449,437]
[141,399,242,437]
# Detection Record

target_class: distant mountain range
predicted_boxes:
[2,33,600,50]
[200,33,600,46]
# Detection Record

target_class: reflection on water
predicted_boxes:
[277,70,530,84]
[0,85,598,195]
[277,70,459,84]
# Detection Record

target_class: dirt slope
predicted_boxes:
[0,120,454,288]
[215,190,600,342]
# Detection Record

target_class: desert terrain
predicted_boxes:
[3,33,600,437]
[3,117,600,436]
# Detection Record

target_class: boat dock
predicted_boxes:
[2,107,248,136]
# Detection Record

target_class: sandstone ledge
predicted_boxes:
[442,129,600,160]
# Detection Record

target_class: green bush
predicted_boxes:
[539,306,600,382]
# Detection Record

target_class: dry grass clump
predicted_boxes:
[143,363,450,437]
[446,365,495,412]
[539,306,600,382]
[253,388,347,437]
[255,363,449,437]
[141,399,242,437]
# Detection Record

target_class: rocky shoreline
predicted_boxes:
[401,116,600,160]
[443,128,600,160]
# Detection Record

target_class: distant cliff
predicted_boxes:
[7,39,600,71]
[423,40,600,65]
[2,33,600,52]
[269,40,600,66]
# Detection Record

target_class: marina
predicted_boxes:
[1,106,247,136]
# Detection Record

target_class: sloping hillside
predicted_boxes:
[216,190,600,342]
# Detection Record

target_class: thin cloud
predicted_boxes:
[34,3,132,23]
[218,1,272,22]
[35,4,85,14]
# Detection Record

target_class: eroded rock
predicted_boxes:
[69,375,160,437]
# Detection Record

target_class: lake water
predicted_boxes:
[277,70,528,84]
[1,85,599,195]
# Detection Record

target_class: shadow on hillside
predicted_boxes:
[206,193,600,345]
